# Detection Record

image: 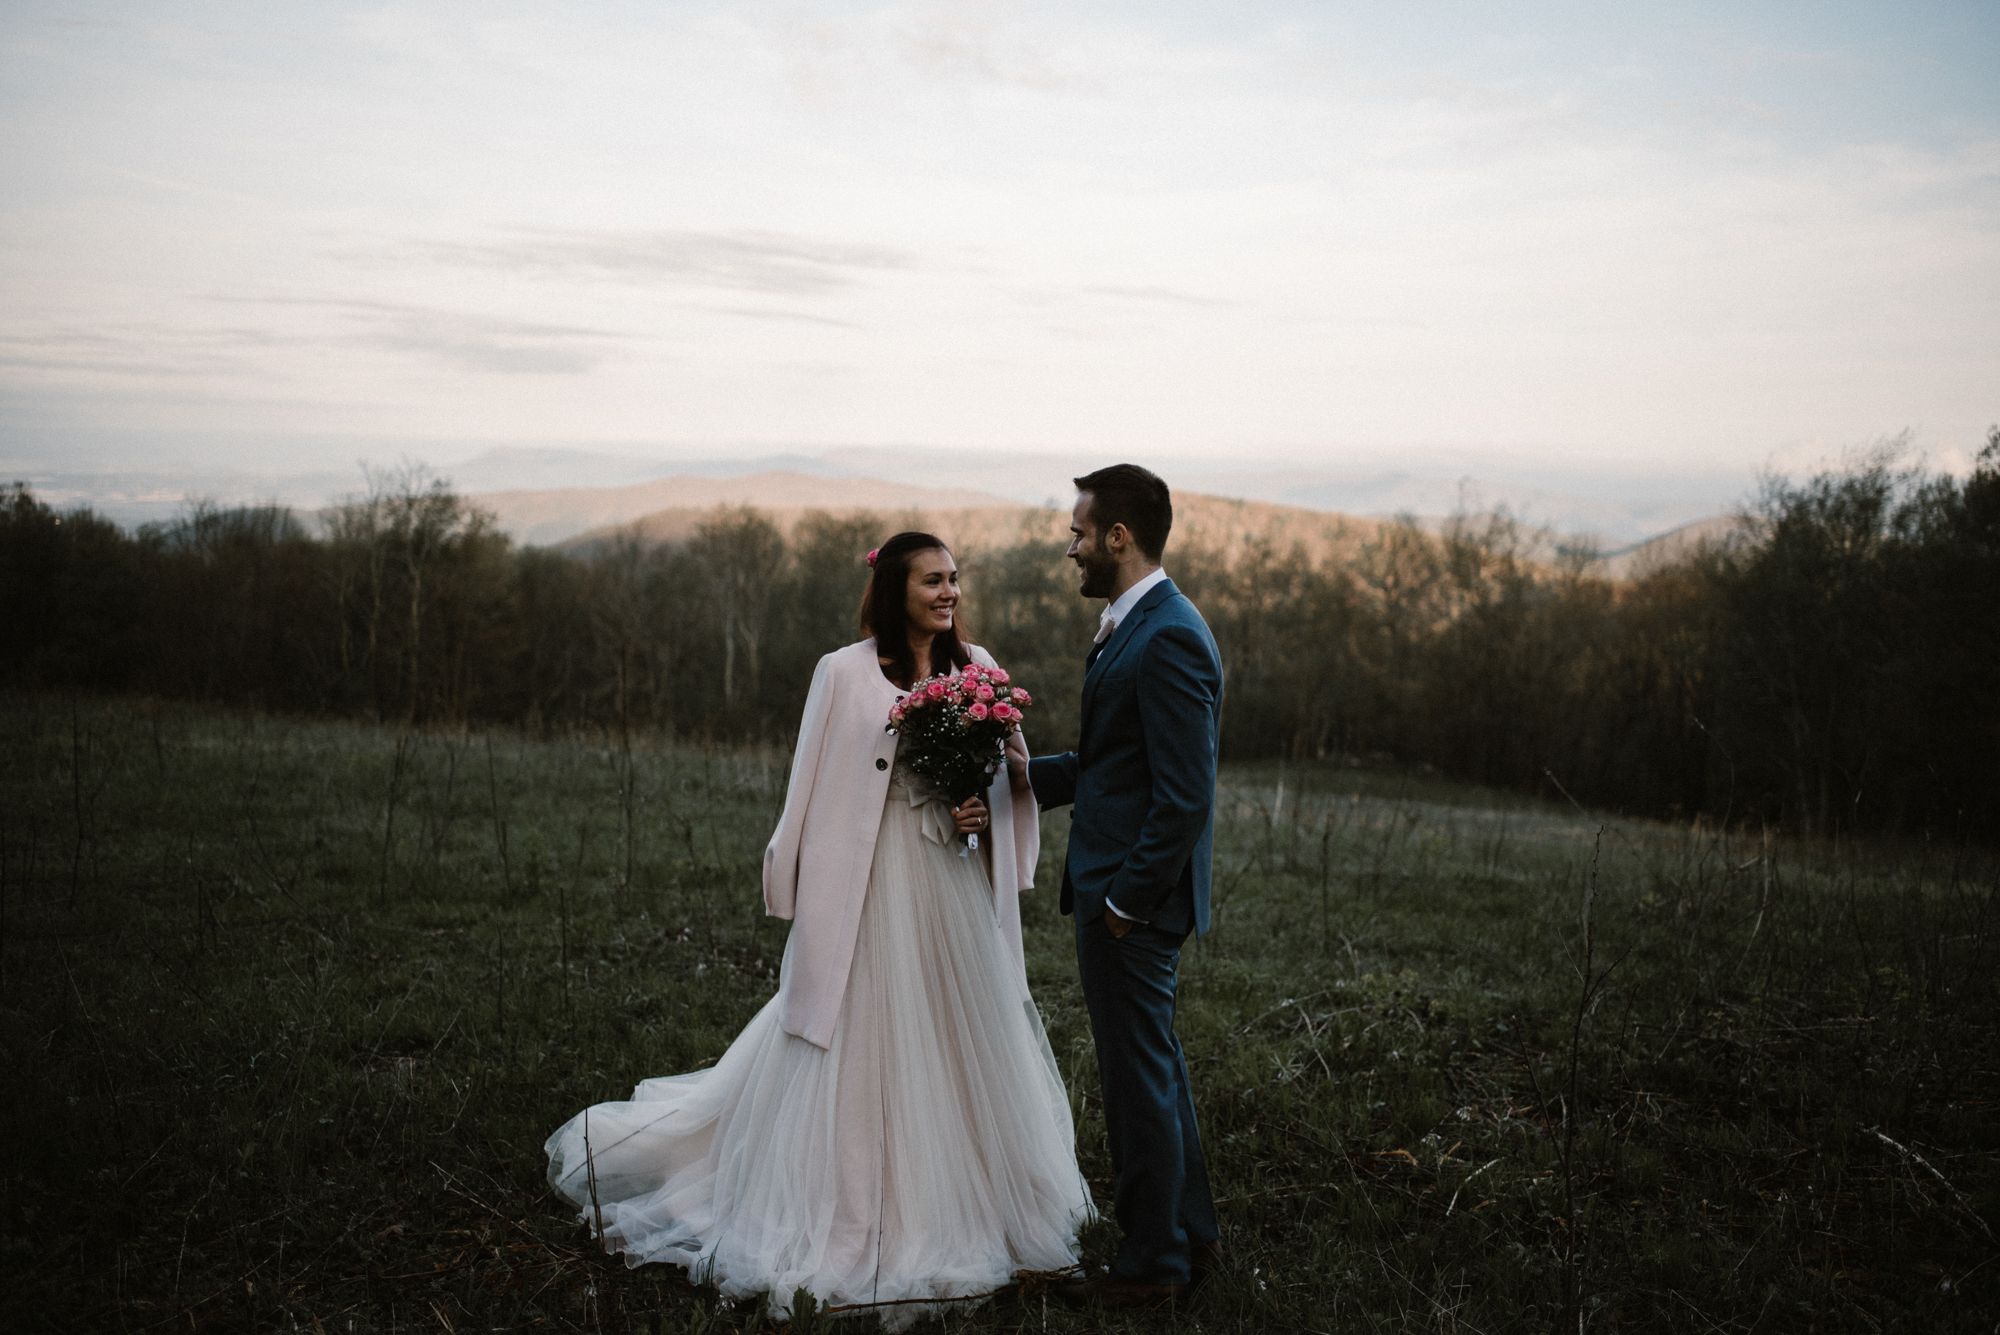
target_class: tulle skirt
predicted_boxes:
[545,773,1091,1327]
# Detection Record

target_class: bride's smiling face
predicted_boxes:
[904,548,960,638]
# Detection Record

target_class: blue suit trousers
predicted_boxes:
[1074,910,1220,1284]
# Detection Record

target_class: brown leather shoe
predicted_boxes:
[1190,1238,1228,1279]
[1054,1271,1189,1310]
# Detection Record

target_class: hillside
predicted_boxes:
[470,467,1747,581]
[469,471,1023,548]
[1593,513,1755,580]
[553,486,1388,566]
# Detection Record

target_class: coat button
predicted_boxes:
[875,758,888,770]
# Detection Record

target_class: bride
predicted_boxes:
[545,531,1092,1326]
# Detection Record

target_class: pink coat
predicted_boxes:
[762,639,1040,1049]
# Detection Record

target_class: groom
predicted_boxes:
[1028,464,1225,1307]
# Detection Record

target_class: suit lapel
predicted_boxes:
[1081,578,1179,724]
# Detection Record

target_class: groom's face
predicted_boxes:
[1068,493,1121,600]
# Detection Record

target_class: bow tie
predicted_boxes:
[1087,610,1116,669]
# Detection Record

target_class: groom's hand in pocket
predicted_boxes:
[1102,906,1135,938]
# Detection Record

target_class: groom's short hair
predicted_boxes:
[1074,464,1172,561]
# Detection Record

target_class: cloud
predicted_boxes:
[1005,284,1239,316]
[358,317,617,374]
[1714,43,1861,74]
[1082,284,1237,308]
[0,325,282,378]
[11,4,1995,460]
[766,3,1092,104]
[705,306,863,329]
[39,14,338,50]
[234,297,635,375]
[888,7,1084,92]
[1692,95,1788,129]
[406,227,913,297]
[0,297,636,381]
[94,164,279,210]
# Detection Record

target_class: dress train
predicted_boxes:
[546,768,1090,1327]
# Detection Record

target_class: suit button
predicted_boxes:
[875,758,888,770]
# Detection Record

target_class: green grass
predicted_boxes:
[2,694,1995,1333]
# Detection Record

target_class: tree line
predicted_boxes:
[5,438,1996,840]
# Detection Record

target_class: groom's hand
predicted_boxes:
[1102,906,1134,938]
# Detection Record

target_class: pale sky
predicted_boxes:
[3,0,1996,495]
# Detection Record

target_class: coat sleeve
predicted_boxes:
[1028,752,1078,810]
[1106,621,1221,921]
[972,639,1048,891]
[969,646,1037,1004]
[763,652,839,919]
[1002,724,1038,892]
[969,645,1040,893]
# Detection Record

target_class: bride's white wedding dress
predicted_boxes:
[545,764,1091,1327]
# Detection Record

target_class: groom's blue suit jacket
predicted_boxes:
[1029,578,1223,937]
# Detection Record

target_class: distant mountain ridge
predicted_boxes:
[471,471,1025,548]
[20,443,1745,572]
[531,474,1389,567]
[520,473,1748,582]
[1593,514,1755,579]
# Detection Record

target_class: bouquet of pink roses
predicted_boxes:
[886,662,1033,850]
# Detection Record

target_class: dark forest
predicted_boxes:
[6,431,1996,840]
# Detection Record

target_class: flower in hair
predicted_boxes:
[865,548,881,567]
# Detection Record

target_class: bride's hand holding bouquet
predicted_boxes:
[886,662,1034,852]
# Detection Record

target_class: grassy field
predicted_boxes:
[2,693,1995,1333]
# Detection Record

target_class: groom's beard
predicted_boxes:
[1076,539,1120,600]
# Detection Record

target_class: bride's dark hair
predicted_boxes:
[859,531,974,690]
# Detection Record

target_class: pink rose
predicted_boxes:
[966,702,989,720]
[990,703,1015,722]
[989,668,1009,684]
[974,684,995,701]
[1009,689,1032,706]
[927,681,948,699]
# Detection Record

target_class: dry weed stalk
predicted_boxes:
[1869,1127,1998,1245]
[584,1108,607,1247]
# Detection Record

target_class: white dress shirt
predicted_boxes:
[1095,564,1170,922]
[1094,565,1171,646]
